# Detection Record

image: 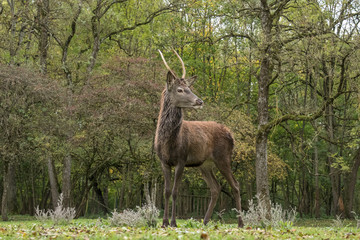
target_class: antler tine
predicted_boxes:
[158,50,177,77]
[172,49,186,79]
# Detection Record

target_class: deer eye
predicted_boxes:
[177,88,183,93]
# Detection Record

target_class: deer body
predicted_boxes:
[155,50,244,228]
[156,92,234,167]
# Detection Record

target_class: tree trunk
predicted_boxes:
[144,178,158,205]
[6,162,17,214]
[87,4,101,76]
[37,0,49,74]
[144,181,151,205]
[47,155,60,208]
[75,182,92,218]
[8,0,16,65]
[314,133,320,218]
[299,81,310,216]
[310,69,321,218]
[62,154,72,208]
[1,160,16,219]
[344,148,360,218]
[255,0,273,216]
[151,179,157,205]
[326,103,341,216]
[61,3,81,85]
[255,131,271,210]
[91,176,108,214]
[119,166,126,209]
[1,161,9,221]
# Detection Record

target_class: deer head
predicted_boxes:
[158,49,203,109]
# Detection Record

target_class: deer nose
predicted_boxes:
[196,98,204,106]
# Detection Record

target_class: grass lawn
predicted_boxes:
[0,216,359,239]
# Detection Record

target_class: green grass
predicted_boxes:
[0,216,359,239]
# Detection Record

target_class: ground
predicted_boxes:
[0,216,359,239]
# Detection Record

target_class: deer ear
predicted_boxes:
[166,71,176,89]
[186,75,197,87]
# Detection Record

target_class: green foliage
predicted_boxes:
[181,218,204,229]
[0,61,65,196]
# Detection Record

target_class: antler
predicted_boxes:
[172,49,186,79]
[158,49,186,79]
[158,50,177,78]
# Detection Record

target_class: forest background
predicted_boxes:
[1,0,360,222]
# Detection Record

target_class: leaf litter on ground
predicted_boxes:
[0,217,359,239]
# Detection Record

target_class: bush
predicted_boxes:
[109,209,144,227]
[235,194,296,228]
[352,211,360,229]
[109,203,159,227]
[331,214,344,228]
[35,193,76,224]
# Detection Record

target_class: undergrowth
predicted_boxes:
[234,194,297,229]
[0,216,359,239]
[35,193,76,224]
[108,203,159,227]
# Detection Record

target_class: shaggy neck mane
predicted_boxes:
[156,89,183,142]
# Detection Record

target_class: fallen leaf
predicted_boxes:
[201,232,210,240]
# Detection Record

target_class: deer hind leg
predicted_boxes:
[161,163,172,227]
[170,164,185,227]
[215,161,244,228]
[199,165,221,225]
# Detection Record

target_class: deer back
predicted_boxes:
[181,121,234,167]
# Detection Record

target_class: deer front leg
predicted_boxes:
[170,164,184,227]
[161,164,172,227]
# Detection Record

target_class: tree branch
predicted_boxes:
[102,4,176,43]
[214,31,254,43]
[98,0,128,19]
[257,91,343,137]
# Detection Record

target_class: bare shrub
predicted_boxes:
[137,203,159,227]
[234,194,296,228]
[35,206,49,221]
[109,203,159,227]
[332,214,344,228]
[35,193,76,224]
[109,209,144,227]
[215,209,226,223]
[352,211,360,229]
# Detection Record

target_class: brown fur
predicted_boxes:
[155,76,244,228]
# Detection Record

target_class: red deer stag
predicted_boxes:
[155,49,244,228]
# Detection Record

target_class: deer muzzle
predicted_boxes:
[193,98,204,109]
